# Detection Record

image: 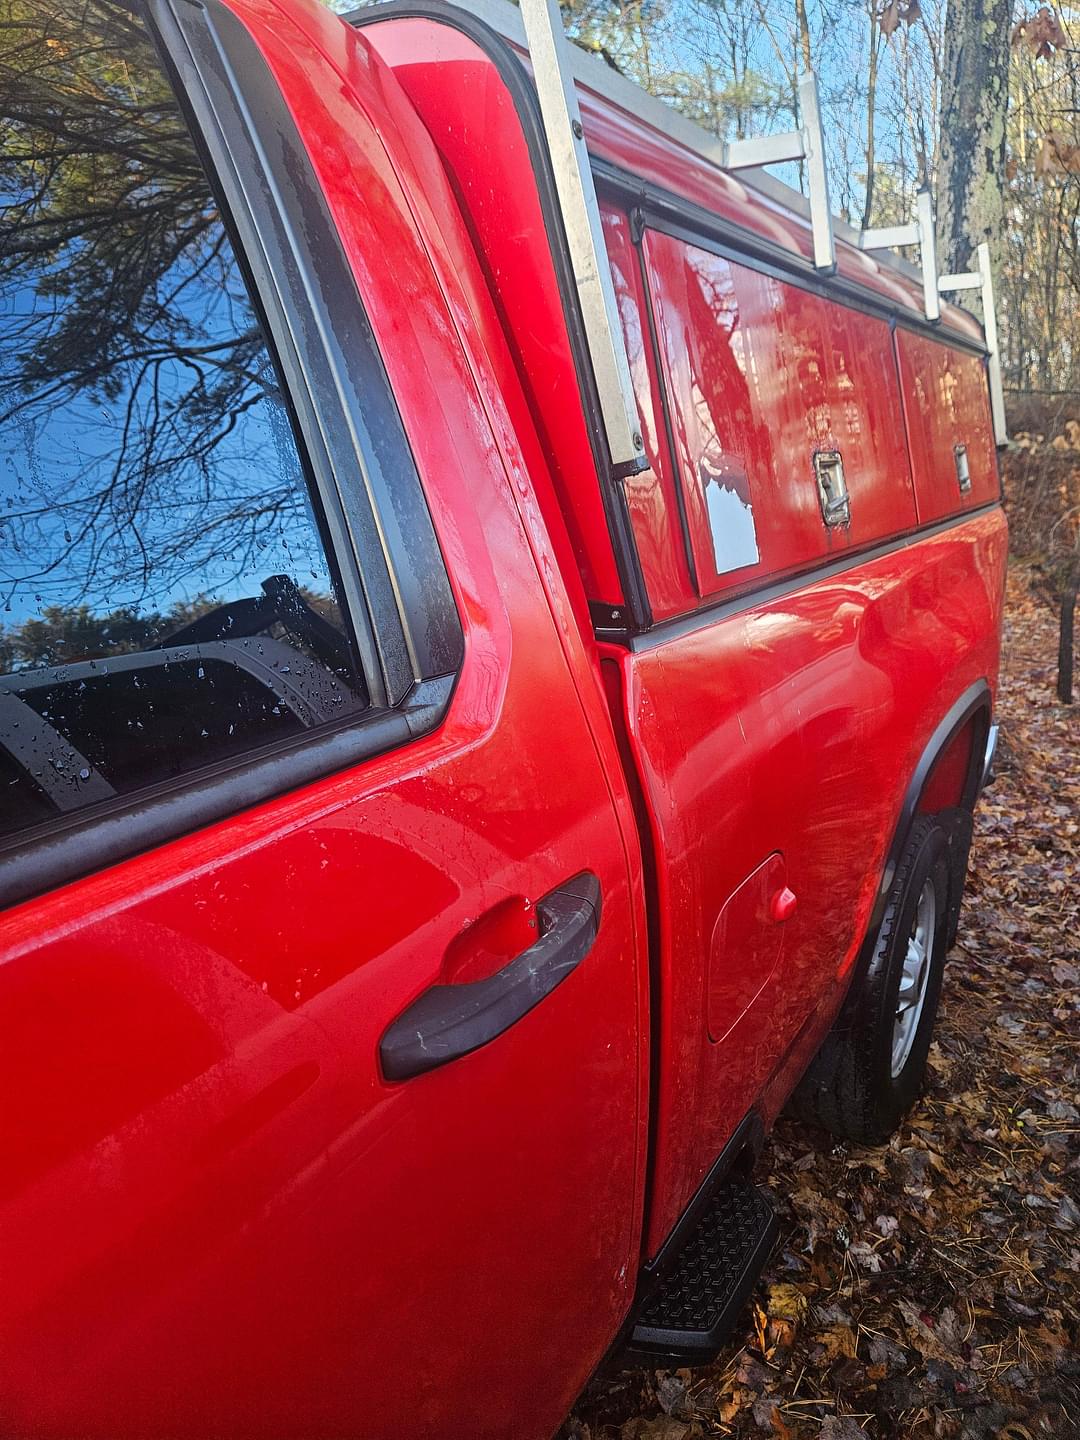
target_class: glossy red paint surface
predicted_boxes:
[1,0,1010,1433]
[359,15,628,612]
[591,195,1005,1247]
[0,3,648,1435]
[919,720,977,814]
[707,852,786,1043]
[617,507,1007,1253]
[771,887,799,924]
[896,329,1002,521]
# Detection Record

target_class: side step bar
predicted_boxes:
[616,1116,778,1368]
[622,1180,778,1365]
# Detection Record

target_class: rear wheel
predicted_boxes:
[793,818,951,1143]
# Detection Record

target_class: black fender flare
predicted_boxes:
[861,679,992,973]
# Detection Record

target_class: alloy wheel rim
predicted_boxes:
[891,878,937,1078]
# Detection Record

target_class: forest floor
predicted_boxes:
[565,563,1079,1440]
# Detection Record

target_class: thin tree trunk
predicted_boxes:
[861,12,880,231]
[935,0,1012,275]
[794,0,813,72]
[1059,567,1079,705]
[636,0,652,89]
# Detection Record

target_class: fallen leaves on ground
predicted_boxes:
[564,565,1079,1439]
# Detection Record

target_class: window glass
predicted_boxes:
[642,228,919,604]
[0,0,369,842]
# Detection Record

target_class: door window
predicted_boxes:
[0,0,369,842]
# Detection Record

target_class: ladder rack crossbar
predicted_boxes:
[856,192,939,322]
[725,131,805,171]
[939,273,982,292]
[859,224,919,250]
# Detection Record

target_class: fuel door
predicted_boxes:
[707,852,794,1043]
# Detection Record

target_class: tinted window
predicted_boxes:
[0,0,368,841]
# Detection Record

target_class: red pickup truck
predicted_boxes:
[0,0,1006,1434]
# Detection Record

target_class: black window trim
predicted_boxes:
[1,0,463,910]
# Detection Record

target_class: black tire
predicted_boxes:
[793,818,951,1143]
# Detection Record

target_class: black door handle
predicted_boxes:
[379,872,601,1081]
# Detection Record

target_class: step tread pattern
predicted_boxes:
[635,1182,773,1336]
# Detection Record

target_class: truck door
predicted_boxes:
[0,3,644,1435]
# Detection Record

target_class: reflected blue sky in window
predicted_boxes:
[1,251,333,632]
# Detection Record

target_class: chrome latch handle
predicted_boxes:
[813,450,851,529]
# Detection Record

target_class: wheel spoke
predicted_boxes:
[891,877,938,1078]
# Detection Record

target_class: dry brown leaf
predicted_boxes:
[619,1418,698,1440]
[717,1387,754,1423]
[897,1299,961,1363]
[879,0,902,34]
[817,1323,859,1361]
[763,1405,800,1440]
[765,1282,810,1324]
[1035,134,1080,175]
[1012,5,1068,56]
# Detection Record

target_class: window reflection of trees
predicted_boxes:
[0,0,368,836]
[0,0,344,670]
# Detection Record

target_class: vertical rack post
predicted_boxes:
[858,188,938,320]
[517,0,645,472]
[939,242,1008,446]
[799,75,835,274]
[977,244,1008,447]
[724,72,835,272]
[915,190,940,323]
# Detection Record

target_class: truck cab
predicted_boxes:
[0,0,1005,1434]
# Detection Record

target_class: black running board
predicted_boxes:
[621,1179,778,1367]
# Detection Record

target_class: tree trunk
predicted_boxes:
[1059,567,1079,705]
[935,0,1012,275]
[861,10,880,232]
[794,0,813,73]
